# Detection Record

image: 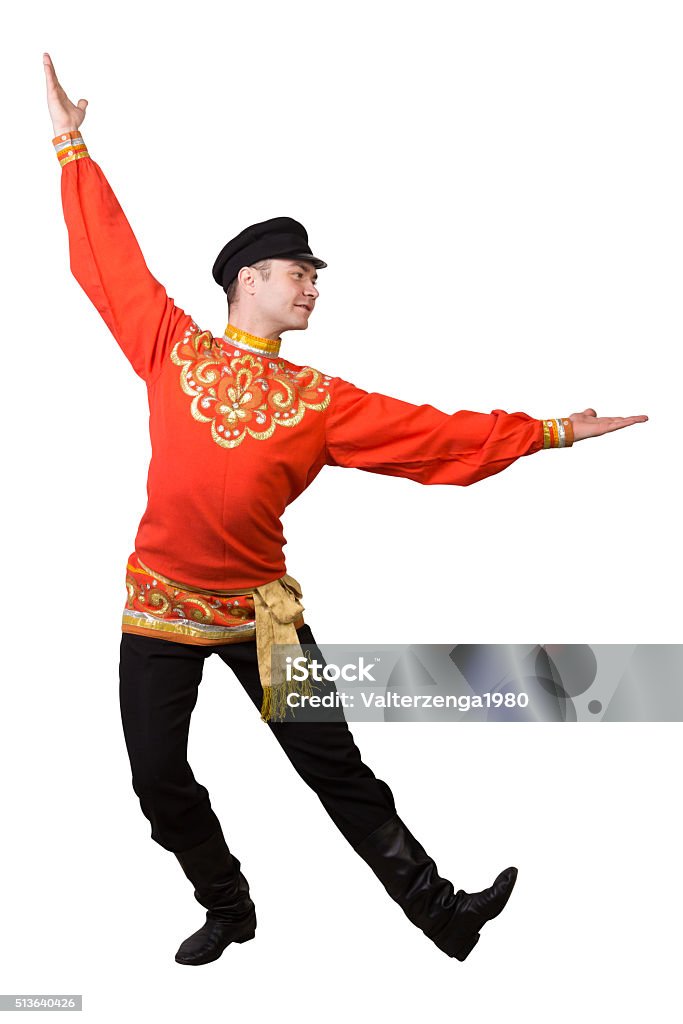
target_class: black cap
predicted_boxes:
[212,216,327,294]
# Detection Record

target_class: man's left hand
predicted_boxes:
[569,408,648,442]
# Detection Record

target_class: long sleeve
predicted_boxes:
[52,131,194,382]
[324,377,554,486]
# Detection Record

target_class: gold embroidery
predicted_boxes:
[125,559,257,628]
[171,327,330,448]
[122,553,306,652]
[145,589,172,616]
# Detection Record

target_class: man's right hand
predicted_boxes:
[43,52,88,135]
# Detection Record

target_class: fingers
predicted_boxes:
[43,52,60,92]
[607,415,648,431]
[570,410,647,424]
[77,99,88,110]
[593,415,648,435]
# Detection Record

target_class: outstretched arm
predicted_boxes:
[44,52,194,382]
[325,379,648,486]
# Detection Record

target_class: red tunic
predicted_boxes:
[53,131,564,644]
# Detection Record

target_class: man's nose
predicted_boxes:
[305,281,319,299]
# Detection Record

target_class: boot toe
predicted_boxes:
[494,865,518,889]
[461,864,518,924]
[487,865,518,918]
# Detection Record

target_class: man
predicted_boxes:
[44,52,647,967]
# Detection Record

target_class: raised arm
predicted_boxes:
[44,53,194,382]
[325,379,648,486]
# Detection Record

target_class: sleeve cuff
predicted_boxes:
[542,418,574,449]
[52,130,89,167]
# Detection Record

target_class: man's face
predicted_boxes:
[255,259,320,332]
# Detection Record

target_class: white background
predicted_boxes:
[2,1,681,1021]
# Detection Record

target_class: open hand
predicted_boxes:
[43,52,88,136]
[569,408,648,442]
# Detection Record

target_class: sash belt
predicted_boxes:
[133,559,311,722]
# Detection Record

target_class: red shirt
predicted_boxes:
[54,131,559,636]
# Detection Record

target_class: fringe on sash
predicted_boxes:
[260,670,315,723]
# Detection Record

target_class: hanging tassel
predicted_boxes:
[260,665,315,722]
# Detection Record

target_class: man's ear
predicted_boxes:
[238,266,257,295]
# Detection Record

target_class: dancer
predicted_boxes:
[44,52,647,966]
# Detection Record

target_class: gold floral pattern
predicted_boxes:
[171,326,331,448]
[124,555,257,637]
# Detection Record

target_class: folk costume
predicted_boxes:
[53,129,572,966]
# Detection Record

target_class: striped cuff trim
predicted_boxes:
[542,418,574,448]
[52,131,89,167]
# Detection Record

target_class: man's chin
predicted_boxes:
[280,314,312,334]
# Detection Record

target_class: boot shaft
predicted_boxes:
[353,814,516,959]
[174,827,256,924]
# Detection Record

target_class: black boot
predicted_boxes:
[354,815,517,961]
[173,828,257,966]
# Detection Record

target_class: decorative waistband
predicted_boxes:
[121,553,310,721]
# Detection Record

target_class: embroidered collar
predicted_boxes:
[223,322,282,357]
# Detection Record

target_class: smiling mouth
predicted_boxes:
[296,305,312,312]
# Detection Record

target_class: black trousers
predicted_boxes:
[118,624,397,853]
